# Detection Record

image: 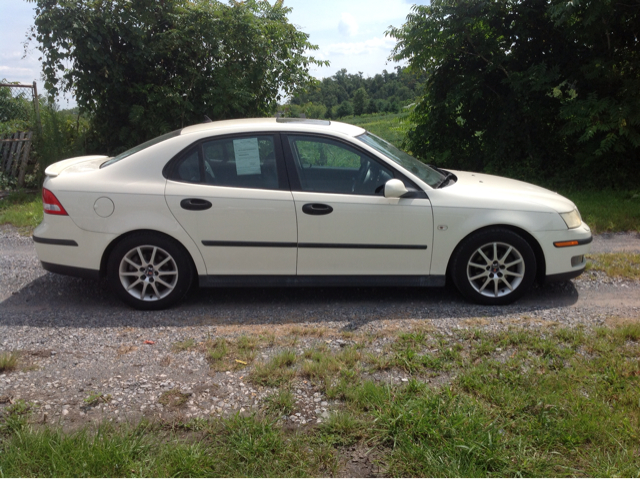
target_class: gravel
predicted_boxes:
[1,225,639,429]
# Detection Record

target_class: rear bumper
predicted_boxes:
[40,261,100,280]
[33,216,115,274]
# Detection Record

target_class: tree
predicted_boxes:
[336,101,353,118]
[28,0,327,153]
[388,0,640,187]
[352,87,368,116]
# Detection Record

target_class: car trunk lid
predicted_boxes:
[44,156,109,178]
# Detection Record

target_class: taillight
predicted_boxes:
[42,188,68,215]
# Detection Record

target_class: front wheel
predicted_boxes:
[107,233,194,310]
[451,228,537,305]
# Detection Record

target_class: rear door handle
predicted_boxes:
[302,203,333,216]
[180,198,212,211]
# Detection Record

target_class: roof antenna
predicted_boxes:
[203,115,213,123]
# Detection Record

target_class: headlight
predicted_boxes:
[560,209,582,229]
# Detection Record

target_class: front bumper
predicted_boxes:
[532,222,592,279]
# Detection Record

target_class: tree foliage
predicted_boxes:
[28,0,326,153]
[290,67,422,119]
[389,0,640,187]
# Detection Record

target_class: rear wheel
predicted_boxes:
[451,228,536,305]
[107,233,193,310]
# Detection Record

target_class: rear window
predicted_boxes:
[100,129,182,168]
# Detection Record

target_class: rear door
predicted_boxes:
[165,133,297,275]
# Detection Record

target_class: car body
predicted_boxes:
[33,118,592,309]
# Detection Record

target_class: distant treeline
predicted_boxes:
[285,67,425,119]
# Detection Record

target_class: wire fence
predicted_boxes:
[0,82,42,187]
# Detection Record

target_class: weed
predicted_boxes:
[249,350,297,387]
[158,389,190,408]
[171,338,195,352]
[1,399,35,434]
[0,351,19,373]
[206,339,229,371]
[0,192,42,233]
[83,392,111,407]
[264,389,295,416]
[320,411,366,446]
[614,322,640,342]
[586,253,640,280]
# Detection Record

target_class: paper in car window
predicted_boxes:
[233,138,261,176]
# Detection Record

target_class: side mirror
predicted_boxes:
[384,179,409,198]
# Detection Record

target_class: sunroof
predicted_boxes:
[275,118,331,126]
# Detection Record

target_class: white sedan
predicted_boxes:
[33,118,591,310]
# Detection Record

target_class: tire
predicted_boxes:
[107,232,194,310]
[451,228,537,305]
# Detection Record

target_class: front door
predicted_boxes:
[283,134,433,276]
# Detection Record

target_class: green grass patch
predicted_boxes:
[586,253,640,280]
[3,325,640,476]
[341,111,411,148]
[0,416,336,477]
[559,189,640,233]
[158,389,190,409]
[264,389,295,416]
[0,351,19,373]
[204,335,259,372]
[0,191,42,233]
[171,338,195,352]
[249,350,297,387]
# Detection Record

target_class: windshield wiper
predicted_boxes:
[435,171,456,189]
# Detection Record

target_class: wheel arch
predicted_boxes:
[99,229,200,284]
[445,224,546,283]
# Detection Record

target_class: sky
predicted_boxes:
[0,0,428,106]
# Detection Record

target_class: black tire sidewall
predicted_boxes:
[107,233,193,310]
[452,228,537,305]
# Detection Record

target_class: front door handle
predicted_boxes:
[302,203,333,216]
[180,198,212,211]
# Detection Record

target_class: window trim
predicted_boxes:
[162,132,291,192]
[281,133,427,198]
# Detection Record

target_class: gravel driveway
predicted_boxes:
[1,225,639,430]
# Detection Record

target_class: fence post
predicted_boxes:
[32,81,43,136]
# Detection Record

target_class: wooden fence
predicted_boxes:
[1,131,34,187]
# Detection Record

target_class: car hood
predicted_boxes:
[444,170,577,213]
[44,155,109,177]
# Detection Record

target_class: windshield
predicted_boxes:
[100,129,182,168]
[356,132,445,188]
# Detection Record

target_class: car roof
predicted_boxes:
[180,117,366,138]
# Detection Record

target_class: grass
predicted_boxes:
[586,252,640,280]
[158,389,190,408]
[2,324,640,476]
[264,389,295,416]
[341,111,411,148]
[0,352,19,373]
[83,392,111,407]
[0,191,42,232]
[204,335,259,372]
[249,350,297,387]
[559,189,640,233]
[171,338,195,352]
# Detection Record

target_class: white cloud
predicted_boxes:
[324,36,396,56]
[338,12,358,37]
[0,65,36,76]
